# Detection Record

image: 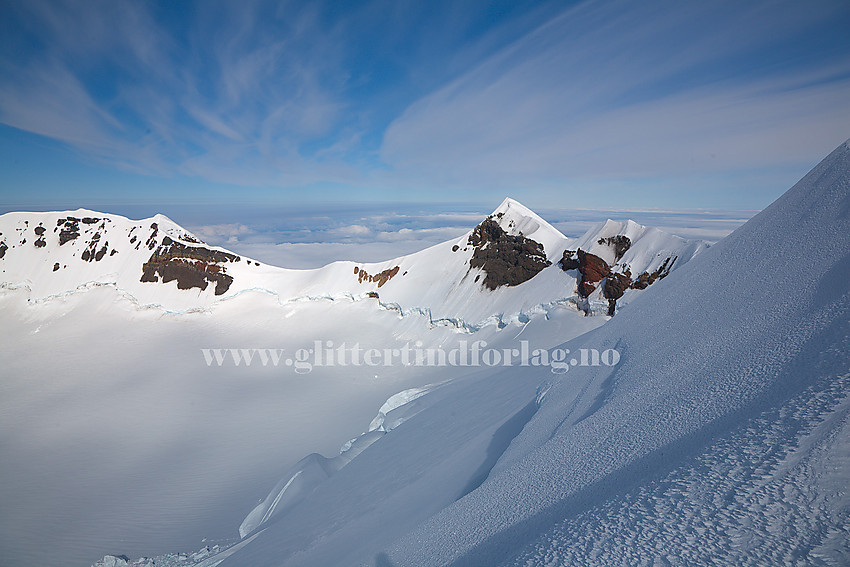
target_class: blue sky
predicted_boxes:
[1,0,849,213]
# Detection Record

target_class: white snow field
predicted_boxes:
[7,134,850,566]
[0,199,699,566]
[162,139,848,567]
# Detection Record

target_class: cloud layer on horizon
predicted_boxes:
[186,204,752,269]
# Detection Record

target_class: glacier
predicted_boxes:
[4,138,849,567]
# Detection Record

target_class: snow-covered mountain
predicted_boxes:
[0,199,707,567]
[0,198,704,327]
[105,139,850,567]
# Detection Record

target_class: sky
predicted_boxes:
[1,0,849,215]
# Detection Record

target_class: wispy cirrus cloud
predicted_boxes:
[0,0,848,209]
[1,0,375,185]
[378,0,850,207]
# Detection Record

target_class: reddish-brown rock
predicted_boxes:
[576,249,610,297]
[603,271,632,301]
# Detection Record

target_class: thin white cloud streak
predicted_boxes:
[0,0,847,202]
[379,0,850,194]
[0,0,365,187]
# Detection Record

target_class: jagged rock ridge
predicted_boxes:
[560,233,678,315]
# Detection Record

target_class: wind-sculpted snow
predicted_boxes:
[508,372,850,567]
[202,140,850,566]
[362,140,850,566]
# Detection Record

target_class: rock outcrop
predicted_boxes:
[603,270,632,316]
[597,235,631,261]
[354,265,400,288]
[576,249,610,297]
[57,217,80,245]
[560,241,678,315]
[140,236,239,296]
[631,256,676,289]
[467,218,551,290]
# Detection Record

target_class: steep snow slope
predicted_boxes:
[0,199,706,566]
[0,198,704,328]
[208,140,850,566]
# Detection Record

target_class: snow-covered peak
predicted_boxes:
[0,201,706,327]
[569,217,706,269]
[489,197,567,260]
[190,134,850,567]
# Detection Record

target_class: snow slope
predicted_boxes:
[0,200,706,566]
[201,140,850,566]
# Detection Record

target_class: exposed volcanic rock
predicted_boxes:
[58,218,80,245]
[53,262,60,271]
[467,218,551,290]
[0,241,7,259]
[603,270,632,300]
[34,226,46,236]
[34,238,46,248]
[81,217,99,224]
[558,249,580,271]
[573,246,676,313]
[597,235,631,261]
[603,270,632,316]
[631,256,676,289]
[80,232,109,262]
[354,265,400,288]
[145,223,159,250]
[576,249,610,297]
[140,236,240,296]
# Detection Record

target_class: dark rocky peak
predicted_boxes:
[466,218,552,290]
[467,217,506,247]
